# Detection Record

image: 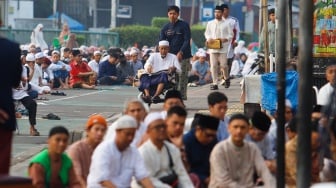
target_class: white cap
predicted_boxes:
[26,53,35,61]
[82,58,88,62]
[198,52,207,57]
[144,112,164,128]
[52,50,60,55]
[124,51,130,56]
[130,49,138,55]
[114,115,137,130]
[35,52,44,59]
[159,40,169,47]
[285,99,292,109]
[94,51,102,56]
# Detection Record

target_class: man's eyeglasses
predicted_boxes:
[150,124,166,131]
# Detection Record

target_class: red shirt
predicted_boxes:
[69,60,92,85]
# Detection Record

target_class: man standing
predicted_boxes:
[259,8,276,55]
[87,115,154,188]
[160,5,192,100]
[222,4,241,80]
[209,113,274,187]
[204,5,233,90]
[0,37,22,174]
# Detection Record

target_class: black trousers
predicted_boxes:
[20,96,37,126]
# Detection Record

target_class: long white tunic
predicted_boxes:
[144,53,181,73]
[204,18,233,54]
[209,137,275,188]
[133,140,194,188]
[87,140,148,188]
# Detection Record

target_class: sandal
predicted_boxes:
[36,97,49,101]
[50,91,67,96]
[142,96,152,103]
[42,113,61,120]
[30,129,40,136]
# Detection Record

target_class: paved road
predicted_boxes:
[10,78,244,176]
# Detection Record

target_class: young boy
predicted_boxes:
[29,126,80,188]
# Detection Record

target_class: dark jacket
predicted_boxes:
[0,38,22,131]
[160,20,192,59]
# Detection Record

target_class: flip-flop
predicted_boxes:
[50,91,67,96]
[42,113,61,120]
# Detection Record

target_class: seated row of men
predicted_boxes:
[28,91,279,188]
[21,46,146,90]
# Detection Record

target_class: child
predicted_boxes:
[28,126,80,188]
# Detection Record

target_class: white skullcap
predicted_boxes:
[43,50,49,56]
[94,51,102,56]
[130,49,138,55]
[114,115,137,130]
[198,48,206,53]
[285,99,292,109]
[26,53,35,61]
[52,50,60,55]
[198,52,207,57]
[82,58,88,62]
[159,40,169,47]
[238,40,245,46]
[124,51,130,55]
[35,52,44,59]
[144,112,164,128]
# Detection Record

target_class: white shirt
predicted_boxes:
[88,60,100,74]
[12,65,29,100]
[317,83,334,105]
[144,53,181,73]
[104,122,147,147]
[87,140,148,188]
[133,140,194,188]
[224,16,240,58]
[204,18,233,53]
[27,64,42,86]
[48,61,71,72]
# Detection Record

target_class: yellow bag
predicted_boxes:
[206,39,222,49]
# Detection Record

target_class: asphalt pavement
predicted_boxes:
[10,78,244,176]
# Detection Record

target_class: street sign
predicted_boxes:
[117,5,132,18]
[202,7,213,22]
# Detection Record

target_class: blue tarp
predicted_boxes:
[261,71,299,114]
[48,12,85,31]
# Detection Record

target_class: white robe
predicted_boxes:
[132,140,194,188]
[317,83,334,106]
[87,140,148,188]
[144,53,181,73]
[30,24,48,50]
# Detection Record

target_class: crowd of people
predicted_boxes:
[1,3,335,188]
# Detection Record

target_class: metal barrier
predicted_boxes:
[0,28,119,48]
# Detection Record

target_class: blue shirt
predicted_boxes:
[183,129,217,181]
[192,61,209,77]
[217,116,230,141]
[160,20,192,59]
[245,134,275,160]
[98,60,118,79]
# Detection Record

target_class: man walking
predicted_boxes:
[204,5,233,90]
[160,5,192,100]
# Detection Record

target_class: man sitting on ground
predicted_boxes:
[97,49,121,85]
[48,50,71,89]
[69,49,96,89]
[139,40,181,103]
[133,112,194,188]
[67,115,107,187]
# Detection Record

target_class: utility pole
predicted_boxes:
[93,0,97,28]
[261,0,269,72]
[175,0,181,16]
[286,0,293,60]
[297,0,313,187]
[110,0,117,29]
[190,0,196,25]
[58,0,63,29]
[275,0,286,187]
